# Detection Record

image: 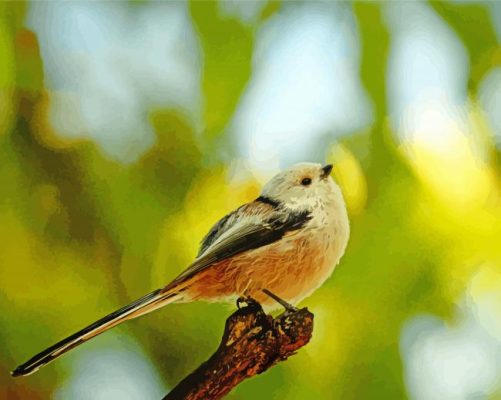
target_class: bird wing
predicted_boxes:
[163,200,312,291]
[197,196,283,256]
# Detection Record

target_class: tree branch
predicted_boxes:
[163,297,314,400]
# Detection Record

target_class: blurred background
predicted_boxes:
[1,1,501,399]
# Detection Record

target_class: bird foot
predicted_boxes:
[236,296,260,310]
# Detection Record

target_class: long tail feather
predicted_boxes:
[11,288,179,377]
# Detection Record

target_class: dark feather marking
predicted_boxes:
[12,289,167,377]
[170,209,312,289]
[198,197,281,257]
[208,210,311,261]
[198,209,237,256]
[255,196,281,209]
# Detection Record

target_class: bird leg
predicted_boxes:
[262,288,299,313]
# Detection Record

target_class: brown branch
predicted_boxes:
[163,297,314,400]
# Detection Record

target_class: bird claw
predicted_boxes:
[236,296,260,310]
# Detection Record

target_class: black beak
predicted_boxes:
[321,164,333,178]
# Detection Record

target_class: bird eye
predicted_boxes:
[301,177,312,186]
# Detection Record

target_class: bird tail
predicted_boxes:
[11,288,180,377]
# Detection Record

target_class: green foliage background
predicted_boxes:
[1,1,500,399]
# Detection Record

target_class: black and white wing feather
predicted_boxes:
[165,199,312,290]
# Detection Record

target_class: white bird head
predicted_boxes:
[260,162,344,212]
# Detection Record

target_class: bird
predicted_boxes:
[12,162,350,377]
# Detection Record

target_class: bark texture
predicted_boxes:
[163,299,314,400]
